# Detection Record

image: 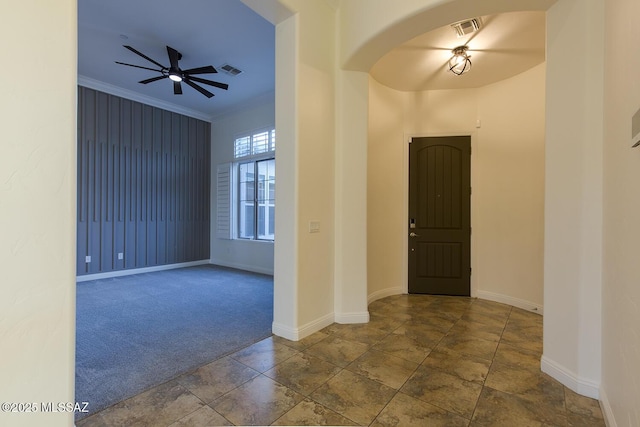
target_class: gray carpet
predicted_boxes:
[75,265,273,418]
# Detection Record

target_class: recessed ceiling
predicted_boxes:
[78,0,275,119]
[370,11,546,91]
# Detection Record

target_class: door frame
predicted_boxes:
[402,131,479,296]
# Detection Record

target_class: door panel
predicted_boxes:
[409,136,471,296]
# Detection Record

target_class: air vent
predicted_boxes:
[219,63,243,76]
[451,18,482,37]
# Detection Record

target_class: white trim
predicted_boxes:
[216,163,233,240]
[78,75,212,122]
[476,290,543,315]
[272,312,334,341]
[209,259,273,276]
[335,311,370,324]
[76,260,210,282]
[272,322,300,341]
[540,355,600,399]
[368,286,404,304]
[599,386,616,427]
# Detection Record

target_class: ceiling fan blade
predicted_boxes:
[173,81,183,95]
[187,75,229,91]
[115,61,163,73]
[183,79,214,98]
[166,46,181,69]
[139,75,168,84]
[182,65,217,75]
[123,45,166,69]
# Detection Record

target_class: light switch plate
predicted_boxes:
[309,221,320,233]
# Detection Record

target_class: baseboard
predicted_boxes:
[335,311,370,324]
[209,259,274,276]
[367,286,404,305]
[476,290,543,315]
[599,386,617,427]
[272,322,300,341]
[272,312,335,342]
[540,355,600,399]
[76,260,211,282]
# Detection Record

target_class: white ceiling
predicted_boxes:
[78,2,545,118]
[78,0,275,119]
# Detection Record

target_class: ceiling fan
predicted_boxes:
[115,45,229,98]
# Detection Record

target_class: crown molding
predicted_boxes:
[77,75,212,122]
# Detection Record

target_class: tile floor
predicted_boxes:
[76,294,605,426]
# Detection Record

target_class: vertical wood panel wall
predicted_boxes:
[77,87,210,276]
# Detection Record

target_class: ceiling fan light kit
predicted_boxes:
[115,45,229,98]
[448,45,472,75]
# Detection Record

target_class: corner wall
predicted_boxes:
[601,0,640,424]
[368,64,546,311]
[542,0,603,399]
[271,0,337,340]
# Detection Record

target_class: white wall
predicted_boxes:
[334,70,370,323]
[289,0,337,332]
[601,0,640,424]
[367,64,546,311]
[542,0,604,400]
[210,96,275,275]
[0,1,76,426]
[270,0,338,340]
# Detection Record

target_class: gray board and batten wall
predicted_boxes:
[77,86,211,276]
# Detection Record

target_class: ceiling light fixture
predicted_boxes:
[168,69,183,82]
[448,45,472,75]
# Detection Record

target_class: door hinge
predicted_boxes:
[470,186,472,195]
[470,226,472,235]
[470,267,472,275]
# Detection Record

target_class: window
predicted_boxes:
[232,129,275,241]
[234,129,275,159]
[238,159,275,240]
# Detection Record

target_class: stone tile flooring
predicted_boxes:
[76,294,605,426]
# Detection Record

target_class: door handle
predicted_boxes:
[409,232,420,237]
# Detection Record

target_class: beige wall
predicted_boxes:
[0,1,76,426]
[602,0,640,424]
[367,64,545,310]
[367,78,407,300]
[475,64,546,308]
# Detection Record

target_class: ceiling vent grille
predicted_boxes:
[219,63,243,76]
[451,18,482,37]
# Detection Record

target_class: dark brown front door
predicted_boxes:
[408,136,471,296]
